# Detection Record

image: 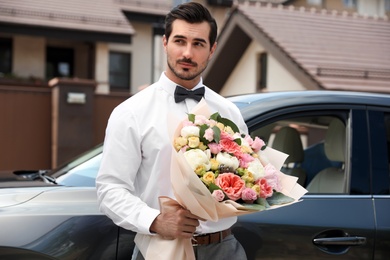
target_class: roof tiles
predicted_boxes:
[237,1,390,93]
[0,0,134,35]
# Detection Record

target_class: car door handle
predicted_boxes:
[313,236,366,246]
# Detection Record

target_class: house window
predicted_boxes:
[257,53,267,92]
[109,51,130,91]
[46,47,74,79]
[307,0,322,6]
[385,0,390,11]
[343,0,357,8]
[0,38,12,75]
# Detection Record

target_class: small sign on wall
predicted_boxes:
[67,92,86,104]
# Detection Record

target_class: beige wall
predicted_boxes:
[13,35,45,79]
[220,41,259,96]
[95,42,109,94]
[220,41,304,96]
[267,55,305,92]
[108,22,154,94]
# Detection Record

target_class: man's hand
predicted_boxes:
[150,197,204,239]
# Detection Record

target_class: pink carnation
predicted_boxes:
[203,128,214,142]
[220,131,234,141]
[241,188,257,203]
[264,164,282,191]
[238,153,255,168]
[211,190,225,202]
[257,178,273,198]
[208,143,222,154]
[182,120,195,127]
[215,173,245,201]
[195,115,209,125]
[219,139,241,155]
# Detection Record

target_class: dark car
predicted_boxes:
[1,90,389,259]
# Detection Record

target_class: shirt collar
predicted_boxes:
[159,72,204,97]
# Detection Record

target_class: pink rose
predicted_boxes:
[251,136,265,152]
[241,187,257,203]
[257,178,273,198]
[264,163,282,191]
[215,173,245,201]
[212,190,225,202]
[208,143,222,154]
[203,128,214,142]
[219,139,241,155]
[238,153,255,168]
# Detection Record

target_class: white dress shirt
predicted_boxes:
[96,72,248,236]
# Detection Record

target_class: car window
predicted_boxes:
[250,114,348,194]
[56,153,102,187]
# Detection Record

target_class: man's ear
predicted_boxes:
[209,42,217,60]
[163,35,168,52]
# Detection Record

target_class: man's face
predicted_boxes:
[163,19,216,89]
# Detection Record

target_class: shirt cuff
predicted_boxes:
[138,207,161,235]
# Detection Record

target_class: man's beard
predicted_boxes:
[167,58,208,81]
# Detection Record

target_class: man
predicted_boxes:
[96,2,247,259]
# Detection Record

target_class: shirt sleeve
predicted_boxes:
[96,105,160,235]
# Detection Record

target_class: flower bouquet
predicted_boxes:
[135,100,307,259]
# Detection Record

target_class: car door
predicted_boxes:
[368,109,390,259]
[233,104,376,259]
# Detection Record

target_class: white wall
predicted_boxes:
[13,35,45,79]
[220,41,305,96]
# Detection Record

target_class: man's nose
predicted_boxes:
[182,44,193,59]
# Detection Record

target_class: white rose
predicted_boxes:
[216,152,239,170]
[181,125,200,138]
[247,159,265,181]
[183,149,211,171]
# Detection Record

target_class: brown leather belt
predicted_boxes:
[191,228,231,246]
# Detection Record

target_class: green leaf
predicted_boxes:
[210,112,221,121]
[188,114,195,123]
[266,192,294,206]
[240,203,267,211]
[234,138,242,146]
[209,183,221,193]
[212,126,221,143]
[256,197,270,208]
[219,117,240,133]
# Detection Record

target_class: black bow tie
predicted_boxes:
[174,86,205,103]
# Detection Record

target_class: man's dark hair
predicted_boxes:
[165,2,218,49]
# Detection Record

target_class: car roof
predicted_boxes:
[228,90,390,121]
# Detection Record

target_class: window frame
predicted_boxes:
[109,51,131,92]
[0,37,13,75]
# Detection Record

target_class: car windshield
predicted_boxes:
[50,144,103,187]
[56,153,102,187]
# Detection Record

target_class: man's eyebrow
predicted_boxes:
[173,35,207,44]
